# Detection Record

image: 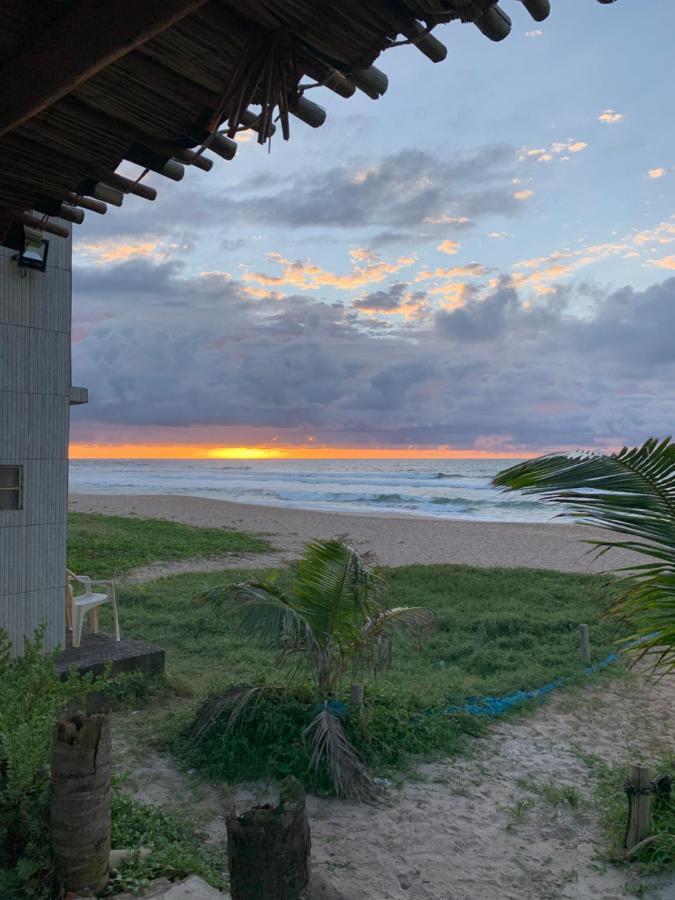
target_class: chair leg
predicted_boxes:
[91,607,100,634]
[73,607,84,649]
[109,586,121,641]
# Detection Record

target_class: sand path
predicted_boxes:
[116,669,675,900]
[70,493,645,575]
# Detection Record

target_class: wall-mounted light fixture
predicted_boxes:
[13,226,50,272]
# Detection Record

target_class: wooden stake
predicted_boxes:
[350,683,364,706]
[579,623,591,667]
[625,764,651,854]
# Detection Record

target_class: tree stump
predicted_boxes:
[227,776,311,900]
[51,712,112,895]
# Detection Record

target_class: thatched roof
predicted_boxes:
[0,0,616,247]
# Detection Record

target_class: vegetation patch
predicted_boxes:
[102,783,228,897]
[114,563,626,698]
[67,512,271,579]
[595,754,675,872]
[180,683,484,792]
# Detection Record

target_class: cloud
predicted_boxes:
[598,109,623,124]
[206,146,522,233]
[525,29,543,38]
[648,256,675,271]
[437,240,460,255]
[513,189,534,201]
[518,141,587,163]
[75,239,164,265]
[648,168,667,179]
[242,250,416,291]
[71,254,675,452]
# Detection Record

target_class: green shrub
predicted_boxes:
[101,782,228,896]
[181,683,485,793]
[0,628,103,898]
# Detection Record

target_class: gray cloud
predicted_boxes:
[71,258,675,451]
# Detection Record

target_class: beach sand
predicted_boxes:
[69,492,644,576]
[74,492,673,898]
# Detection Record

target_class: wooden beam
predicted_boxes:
[13,211,70,238]
[0,0,209,139]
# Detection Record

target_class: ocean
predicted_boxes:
[68,458,560,524]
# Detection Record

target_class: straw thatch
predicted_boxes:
[0,0,614,246]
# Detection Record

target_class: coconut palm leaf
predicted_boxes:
[194,580,310,647]
[190,684,262,740]
[493,437,675,672]
[293,539,383,642]
[303,703,379,802]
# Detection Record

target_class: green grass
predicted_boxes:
[67,512,271,579]
[110,563,626,699]
[98,562,629,788]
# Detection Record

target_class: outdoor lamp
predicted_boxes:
[13,226,49,272]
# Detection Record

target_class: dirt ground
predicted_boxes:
[114,667,675,900]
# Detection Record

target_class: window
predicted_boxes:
[0,466,23,510]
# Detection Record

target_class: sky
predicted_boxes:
[70,0,675,459]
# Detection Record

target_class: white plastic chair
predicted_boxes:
[66,569,120,648]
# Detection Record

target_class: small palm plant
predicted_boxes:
[191,538,436,800]
[493,437,675,673]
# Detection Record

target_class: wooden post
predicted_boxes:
[227,776,310,900]
[579,623,591,667]
[350,683,364,707]
[51,712,112,895]
[625,763,652,854]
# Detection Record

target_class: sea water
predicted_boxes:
[69,458,560,524]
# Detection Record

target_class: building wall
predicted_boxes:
[0,229,72,655]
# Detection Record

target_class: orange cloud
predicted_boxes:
[76,239,161,264]
[647,255,675,270]
[513,189,534,201]
[518,141,587,163]
[648,167,666,179]
[437,240,460,255]
[243,250,415,291]
[598,109,623,124]
[415,263,487,282]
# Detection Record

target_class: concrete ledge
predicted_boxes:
[54,631,165,679]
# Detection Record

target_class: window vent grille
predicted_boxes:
[0,466,23,510]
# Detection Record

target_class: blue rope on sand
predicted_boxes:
[444,652,620,719]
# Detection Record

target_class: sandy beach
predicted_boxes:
[70,492,643,576]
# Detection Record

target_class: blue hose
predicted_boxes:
[443,652,620,718]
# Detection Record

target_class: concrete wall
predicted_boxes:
[0,229,72,655]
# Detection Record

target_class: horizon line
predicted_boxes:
[69,443,537,461]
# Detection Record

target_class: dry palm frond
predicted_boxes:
[303,704,379,803]
[189,684,262,741]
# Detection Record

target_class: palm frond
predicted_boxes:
[303,704,379,802]
[194,580,309,647]
[493,437,675,558]
[363,606,438,639]
[189,684,261,741]
[493,437,675,673]
[293,539,383,640]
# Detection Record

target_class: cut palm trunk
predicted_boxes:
[51,712,112,894]
[226,776,310,900]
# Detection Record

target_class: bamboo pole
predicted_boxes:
[13,211,70,238]
[66,192,108,214]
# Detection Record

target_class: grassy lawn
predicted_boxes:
[67,512,271,579]
[112,563,626,703]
